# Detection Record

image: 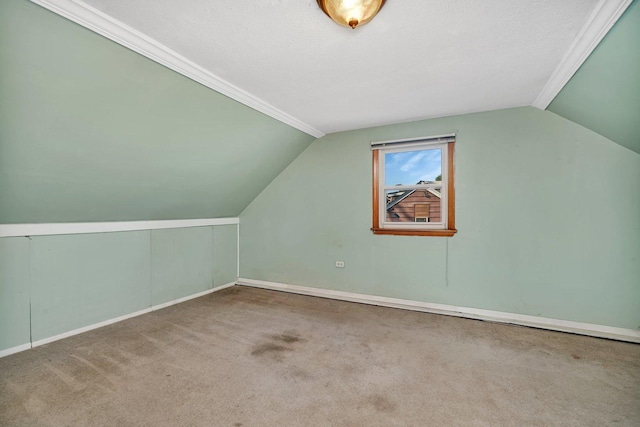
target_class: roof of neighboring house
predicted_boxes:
[386,188,441,210]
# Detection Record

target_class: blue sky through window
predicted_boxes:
[385,148,442,186]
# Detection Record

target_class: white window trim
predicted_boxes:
[378,141,449,231]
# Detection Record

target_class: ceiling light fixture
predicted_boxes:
[317,0,386,29]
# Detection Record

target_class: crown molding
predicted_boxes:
[532,0,632,109]
[29,0,325,138]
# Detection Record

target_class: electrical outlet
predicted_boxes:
[335,261,345,268]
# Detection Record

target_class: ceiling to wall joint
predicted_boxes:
[30,0,631,136]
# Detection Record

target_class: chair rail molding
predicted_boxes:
[0,218,239,238]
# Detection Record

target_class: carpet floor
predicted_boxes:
[1,285,638,426]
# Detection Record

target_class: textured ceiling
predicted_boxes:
[81,0,600,134]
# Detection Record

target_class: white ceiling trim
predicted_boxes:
[29,0,325,138]
[532,0,632,109]
[29,0,626,132]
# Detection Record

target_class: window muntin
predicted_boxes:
[372,138,456,237]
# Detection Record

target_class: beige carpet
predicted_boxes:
[1,286,638,426]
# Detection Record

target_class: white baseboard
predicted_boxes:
[238,278,640,344]
[151,281,236,311]
[0,343,32,358]
[31,308,153,348]
[28,281,236,350]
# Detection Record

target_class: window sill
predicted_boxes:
[371,228,457,237]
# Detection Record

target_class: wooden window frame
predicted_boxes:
[371,142,457,237]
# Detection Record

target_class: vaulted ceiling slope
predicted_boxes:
[34,0,628,136]
[549,0,640,155]
[0,0,315,224]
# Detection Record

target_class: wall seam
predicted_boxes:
[148,230,153,308]
[445,238,449,287]
[27,236,33,347]
[211,226,215,289]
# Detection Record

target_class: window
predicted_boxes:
[371,135,456,237]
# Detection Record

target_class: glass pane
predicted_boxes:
[384,148,442,187]
[385,188,442,223]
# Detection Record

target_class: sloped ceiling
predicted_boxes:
[549,0,640,154]
[0,0,315,223]
[40,0,615,135]
[1,0,635,224]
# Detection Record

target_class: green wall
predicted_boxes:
[0,225,237,352]
[548,0,640,154]
[0,0,314,223]
[0,239,31,351]
[240,107,640,330]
